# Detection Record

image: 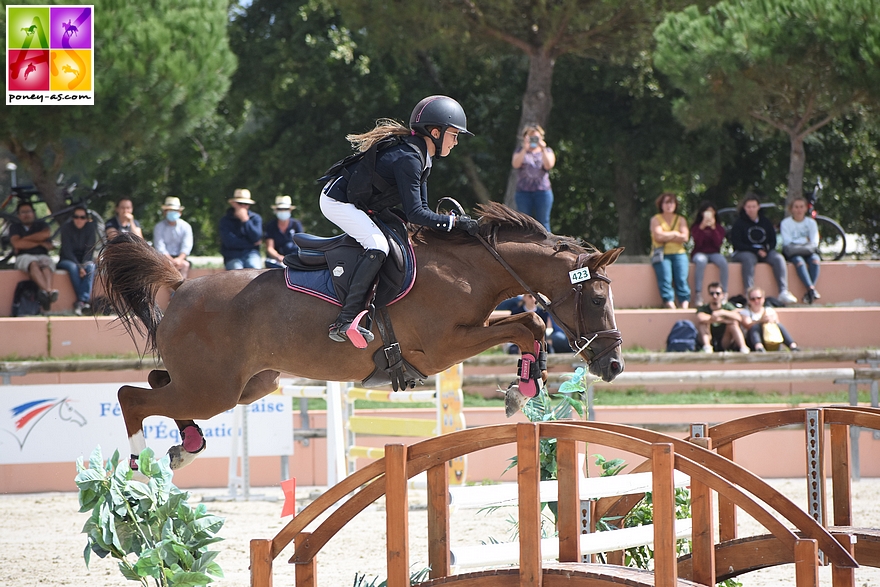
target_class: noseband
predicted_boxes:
[476,236,623,364]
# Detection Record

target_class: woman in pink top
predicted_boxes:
[690,201,728,306]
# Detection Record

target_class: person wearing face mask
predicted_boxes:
[153,196,193,279]
[264,195,304,269]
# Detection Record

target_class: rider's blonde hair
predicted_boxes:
[347,119,410,153]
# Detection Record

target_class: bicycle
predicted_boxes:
[0,178,106,266]
[716,180,847,261]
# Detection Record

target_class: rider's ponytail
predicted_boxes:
[346,119,409,153]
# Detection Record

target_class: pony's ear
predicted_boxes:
[595,247,624,268]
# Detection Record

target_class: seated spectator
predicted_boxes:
[220,189,262,270]
[507,294,570,354]
[729,192,797,304]
[695,282,748,353]
[9,201,58,311]
[264,195,303,269]
[104,197,143,240]
[153,196,193,279]
[649,192,690,309]
[739,287,799,352]
[780,196,821,304]
[57,205,99,315]
[690,201,728,307]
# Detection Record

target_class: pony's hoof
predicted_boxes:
[167,444,202,470]
[131,470,150,483]
[504,382,528,417]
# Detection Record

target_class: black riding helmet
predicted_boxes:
[409,95,473,157]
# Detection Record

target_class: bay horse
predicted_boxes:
[99,202,624,470]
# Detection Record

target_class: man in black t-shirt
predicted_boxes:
[695,282,748,353]
[9,201,58,311]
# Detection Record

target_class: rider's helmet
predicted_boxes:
[409,95,473,157]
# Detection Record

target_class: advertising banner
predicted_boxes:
[0,382,293,465]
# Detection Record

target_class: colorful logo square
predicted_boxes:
[6,6,51,50]
[50,6,93,50]
[8,50,50,91]
[50,49,91,91]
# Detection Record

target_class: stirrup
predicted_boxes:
[329,310,374,349]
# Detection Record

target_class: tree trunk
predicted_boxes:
[786,132,806,209]
[612,141,643,256]
[459,156,491,204]
[7,140,64,212]
[504,49,555,208]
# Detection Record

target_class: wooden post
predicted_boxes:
[556,437,580,563]
[688,436,716,586]
[250,538,273,587]
[385,444,409,587]
[830,423,853,527]
[517,423,542,587]
[651,443,677,587]
[294,533,316,587]
[794,538,820,587]
[427,462,451,579]
[716,441,737,542]
[831,533,857,587]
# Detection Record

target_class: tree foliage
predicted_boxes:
[654,0,880,203]
[0,0,236,212]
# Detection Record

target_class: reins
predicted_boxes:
[475,234,622,364]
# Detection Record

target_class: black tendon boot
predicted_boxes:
[328,249,386,347]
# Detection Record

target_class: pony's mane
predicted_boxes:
[474,201,597,256]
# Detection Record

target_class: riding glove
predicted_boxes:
[455,215,480,236]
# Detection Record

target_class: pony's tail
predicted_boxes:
[97,232,184,354]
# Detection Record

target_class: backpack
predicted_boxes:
[12,280,41,317]
[317,135,426,212]
[666,319,698,352]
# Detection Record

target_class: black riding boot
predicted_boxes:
[328,249,386,347]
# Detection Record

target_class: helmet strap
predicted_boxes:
[431,127,447,158]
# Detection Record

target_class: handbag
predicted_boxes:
[762,322,785,351]
[783,244,818,259]
[651,247,664,264]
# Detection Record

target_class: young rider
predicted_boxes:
[320,95,479,347]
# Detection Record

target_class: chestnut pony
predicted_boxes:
[99,203,624,470]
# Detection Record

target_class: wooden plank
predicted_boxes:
[294,533,316,587]
[384,444,409,587]
[348,415,437,437]
[555,438,580,563]
[249,538,273,587]
[517,423,542,587]
[831,532,856,587]
[716,441,737,542]
[651,442,677,587]
[795,538,820,587]
[427,462,451,579]
[688,436,716,587]
[830,423,853,527]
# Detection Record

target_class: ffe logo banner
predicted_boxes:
[6,5,94,105]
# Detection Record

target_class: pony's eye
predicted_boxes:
[592,297,606,307]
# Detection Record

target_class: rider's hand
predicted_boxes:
[455,215,479,236]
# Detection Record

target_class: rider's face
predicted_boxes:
[436,129,459,157]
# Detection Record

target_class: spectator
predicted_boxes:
[104,198,143,240]
[738,286,799,352]
[650,192,690,309]
[9,201,58,311]
[264,195,303,269]
[690,201,728,306]
[511,124,555,231]
[507,294,570,354]
[220,188,263,270]
[780,196,821,304]
[57,205,99,315]
[729,192,797,304]
[153,196,193,279]
[695,282,748,353]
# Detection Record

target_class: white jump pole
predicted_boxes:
[325,381,347,486]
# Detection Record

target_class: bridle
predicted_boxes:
[475,235,622,364]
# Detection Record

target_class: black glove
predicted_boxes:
[455,215,479,236]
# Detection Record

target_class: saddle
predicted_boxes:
[282,209,425,390]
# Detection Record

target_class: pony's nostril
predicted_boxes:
[609,359,622,375]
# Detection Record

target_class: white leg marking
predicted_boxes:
[129,431,146,456]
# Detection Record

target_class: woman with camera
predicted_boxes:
[780,196,821,304]
[690,201,729,306]
[511,125,556,231]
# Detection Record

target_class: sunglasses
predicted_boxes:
[709,291,723,297]
[749,296,764,301]
[73,215,88,219]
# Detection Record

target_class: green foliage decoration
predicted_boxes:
[75,446,225,587]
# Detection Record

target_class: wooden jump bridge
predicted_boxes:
[250,406,880,587]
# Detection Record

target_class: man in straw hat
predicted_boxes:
[153,196,193,279]
[219,188,263,270]
[264,195,304,269]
